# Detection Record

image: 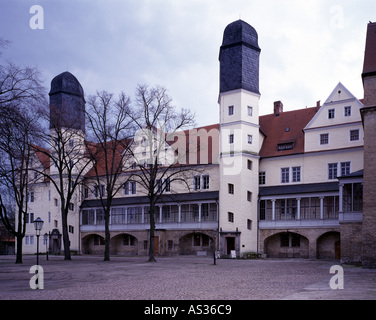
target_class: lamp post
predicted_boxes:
[33,217,44,266]
[44,232,49,261]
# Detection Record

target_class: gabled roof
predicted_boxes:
[259,107,318,158]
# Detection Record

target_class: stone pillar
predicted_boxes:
[272,199,276,221]
[296,198,301,220]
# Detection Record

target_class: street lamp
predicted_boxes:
[33,217,44,266]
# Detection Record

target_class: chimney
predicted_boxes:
[274,101,283,116]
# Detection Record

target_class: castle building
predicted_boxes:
[20,20,375,265]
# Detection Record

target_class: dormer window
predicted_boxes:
[277,142,294,151]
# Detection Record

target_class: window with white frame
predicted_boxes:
[292,166,301,182]
[228,183,234,194]
[341,162,351,177]
[25,212,34,224]
[328,163,338,180]
[344,106,351,117]
[94,184,105,198]
[281,168,289,183]
[247,106,253,116]
[247,134,252,144]
[259,171,266,185]
[229,134,234,144]
[320,133,329,145]
[228,105,234,115]
[202,175,210,189]
[328,109,335,119]
[350,129,359,141]
[124,181,136,195]
[194,176,201,190]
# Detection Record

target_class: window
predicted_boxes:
[278,142,293,151]
[202,175,210,189]
[229,134,234,144]
[247,106,253,116]
[247,191,252,202]
[281,168,289,183]
[344,106,351,117]
[84,187,89,199]
[68,203,74,211]
[123,235,136,246]
[328,109,335,119]
[124,181,136,195]
[168,240,173,250]
[247,219,252,230]
[69,139,74,147]
[228,183,234,194]
[350,129,359,141]
[194,176,201,190]
[164,178,171,192]
[25,235,34,245]
[247,160,252,170]
[292,167,301,182]
[247,134,253,144]
[228,105,234,115]
[54,198,58,207]
[280,233,289,247]
[27,192,35,203]
[259,172,266,185]
[291,234,301,247]
[26,212,34,224]
[68,225,74,234]
[341,162,351,177]
[320,133,329,145]
[228,212,234,223]
[94,184,105,198]
[94,235,105,246]
[328,163,338,180]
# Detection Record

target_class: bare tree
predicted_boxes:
[0,58,46,263]
[35,111,92,260]
[85,90,134,261]
[127,84,195,262]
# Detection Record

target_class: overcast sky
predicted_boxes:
[1,0,375,127]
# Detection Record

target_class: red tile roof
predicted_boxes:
[259,107,318,158]
[362,22,376,77]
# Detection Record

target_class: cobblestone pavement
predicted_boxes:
[0,255,375,300]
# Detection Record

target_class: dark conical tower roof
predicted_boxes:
[49,71,84,98]
[219,20,261,94]
[221,19,260,50]
[49,72,86,133]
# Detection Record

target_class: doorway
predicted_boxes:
[226,237,235,255]
[154,236,159,256]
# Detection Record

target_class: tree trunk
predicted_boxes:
[148,204,156,262]
[15,235,23,264]
[104,210,111,261]
[61,211,71,260]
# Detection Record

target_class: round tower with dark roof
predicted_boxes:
[49,71,86,133]
[218,20,261,257]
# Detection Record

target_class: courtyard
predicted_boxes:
[0,255,375,300]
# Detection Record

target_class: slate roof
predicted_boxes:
[259,182,339,197]
[81,191,219,208]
